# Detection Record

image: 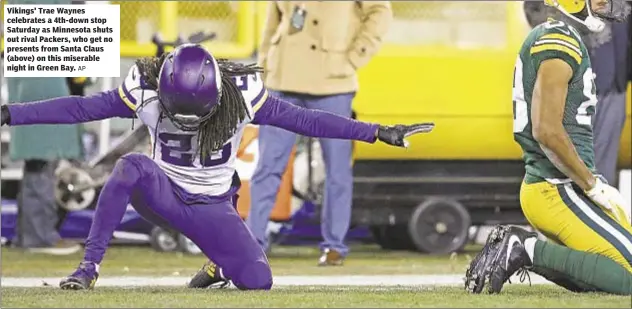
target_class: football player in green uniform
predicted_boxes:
[465,0,632,295]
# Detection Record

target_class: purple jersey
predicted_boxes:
[7,64,378,198]
[119,65,268,195]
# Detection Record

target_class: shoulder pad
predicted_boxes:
[539,19,582,41]
[530,19,584,69]
[118,65,157,111]
[233,73,268,116]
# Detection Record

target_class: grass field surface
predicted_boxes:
[2,244,631,308]
[1,244,472,277]
[3,286,630,308]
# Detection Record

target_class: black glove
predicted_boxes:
[377,123,434,148]
[1,105,10,126]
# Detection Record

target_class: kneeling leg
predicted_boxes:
[521,182,632,295]
[62,153,173,290]
[180,200,273,290]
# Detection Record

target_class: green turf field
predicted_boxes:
[2,286,630,308]
[2,245,631,308]
[1,244,472,277]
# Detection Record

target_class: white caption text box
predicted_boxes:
[3,4,120,78]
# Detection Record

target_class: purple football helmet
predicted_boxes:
[158,44,222,131]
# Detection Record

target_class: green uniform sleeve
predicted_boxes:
[530,27,583,75]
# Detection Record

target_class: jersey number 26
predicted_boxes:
[158,133,232,167]
[156,76,249,167]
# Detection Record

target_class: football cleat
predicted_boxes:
[486,225,537,294]
[187,260,230,289]
[464,226,504,293]
[59,261,99,290]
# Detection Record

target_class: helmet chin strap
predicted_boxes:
[551,0,606,32]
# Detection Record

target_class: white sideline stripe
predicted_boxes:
[1,274,552,288]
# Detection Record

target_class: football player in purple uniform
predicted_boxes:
[1,44,434,291]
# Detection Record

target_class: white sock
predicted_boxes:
[524,237,537,263]
[218,266,226,280]
[83,260,100,273]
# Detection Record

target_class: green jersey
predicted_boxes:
[513,19,597,183]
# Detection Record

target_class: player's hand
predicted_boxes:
[585,177,630,222]
[377,123,434,148]
[1,105,10,126]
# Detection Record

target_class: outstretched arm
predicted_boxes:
[251,94,379,143]
[250,93,433,147]
[3,89,135,126]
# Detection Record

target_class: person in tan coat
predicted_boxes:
[247,1,392,266]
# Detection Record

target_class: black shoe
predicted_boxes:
[59,261,99,290]
[486,225,537,294]
[187,260,230,289]
[464,226,504,293]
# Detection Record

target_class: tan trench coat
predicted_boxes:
[258,1,392,95]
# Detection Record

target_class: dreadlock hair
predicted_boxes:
[134,55,263,163]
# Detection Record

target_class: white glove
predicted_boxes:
[585,177,631,223]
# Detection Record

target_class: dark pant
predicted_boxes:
[593,91,627,185]
[83,153,272,290]
[14,160,62,248]
[247,91,355,255]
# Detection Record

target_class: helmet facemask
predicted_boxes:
[159,100,220,132]
[540,0,630,50]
